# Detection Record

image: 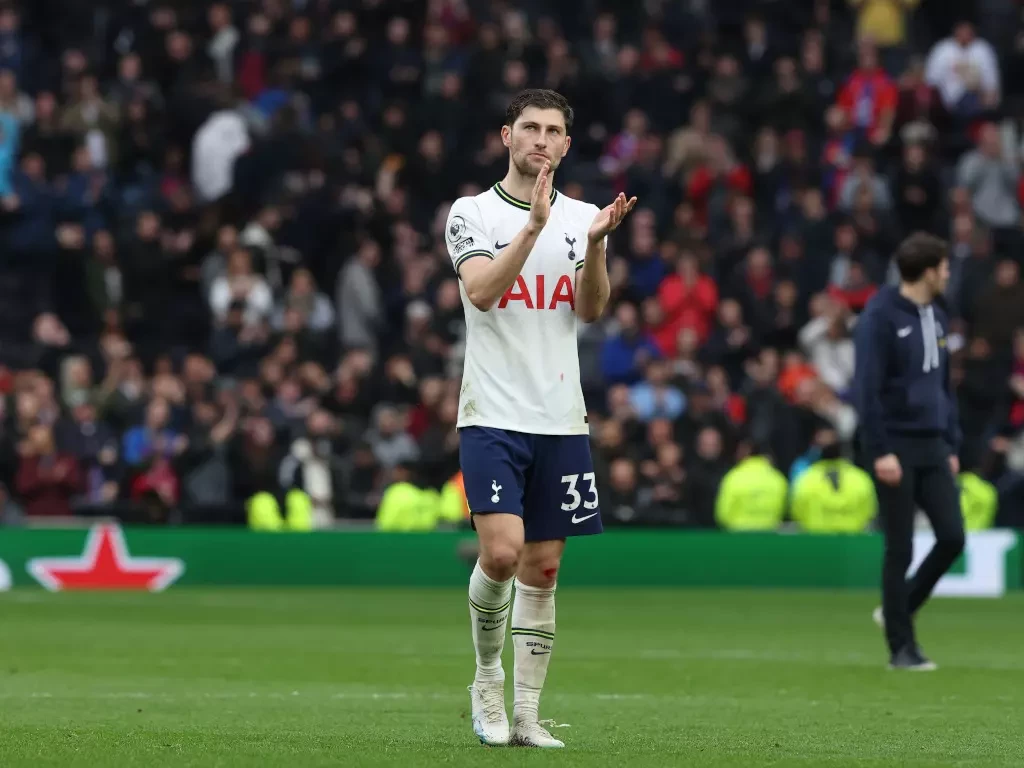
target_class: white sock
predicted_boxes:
[469,561,513,683]
[511,578,556,724]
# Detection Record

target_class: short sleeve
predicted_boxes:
[574,205,605,274]
[445,197,494,278]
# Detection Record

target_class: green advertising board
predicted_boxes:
[0,525,1019,596]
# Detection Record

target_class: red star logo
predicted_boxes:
[27,524,184,592]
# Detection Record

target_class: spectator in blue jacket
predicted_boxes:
[630,359,687,423]
[601,302,661,386]
[122,397,186,469]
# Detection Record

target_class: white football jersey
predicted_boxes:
[445,182,600,435]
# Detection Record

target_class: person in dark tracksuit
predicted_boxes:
[853,233,965,671]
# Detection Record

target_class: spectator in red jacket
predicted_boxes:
[655,250,719,355]
[836,38,898,147]
[639,27,684,73]
[828,259,878,312]
[822,105,855,209]
[15,424,83,517]
[686,135,753,228]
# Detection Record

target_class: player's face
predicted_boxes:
[502,106,571,177]
[926,259,950,298]
[935,259,950,296]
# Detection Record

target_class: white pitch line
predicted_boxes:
[636,647,1024,671]
[0,690,464,702]
[2,689,1020,711]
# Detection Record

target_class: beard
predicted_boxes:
[511,150,559,179]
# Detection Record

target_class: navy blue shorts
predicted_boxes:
[459,426,604,541]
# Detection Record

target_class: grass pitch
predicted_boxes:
[0,588,1021,767]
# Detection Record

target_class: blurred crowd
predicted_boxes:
[2,0,1024,528]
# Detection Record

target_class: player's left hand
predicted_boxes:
[588,192,637,244]
[949,455,960,476]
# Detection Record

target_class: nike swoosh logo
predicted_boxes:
[495,241,510,250]
[530,649,551,655]
[571,512,598,524]
[481,624,505,632]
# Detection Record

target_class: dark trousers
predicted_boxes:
[875,452,965,655]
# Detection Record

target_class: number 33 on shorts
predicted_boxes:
[561,472,599,522]
[458,427,603,540]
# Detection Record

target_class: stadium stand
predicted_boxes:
[0,0,1023,529]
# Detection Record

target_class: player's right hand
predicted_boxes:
[874,454,902,486]
[529,161,551,230]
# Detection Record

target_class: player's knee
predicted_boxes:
[481,544,520,580]
[538,563,560,588]
[523,559,560,589]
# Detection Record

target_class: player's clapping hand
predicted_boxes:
[529,161,552,230]
[588,192,638,244]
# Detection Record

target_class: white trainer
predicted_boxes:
[872,606,885,630]
[468,681,509,746]
[509,719,565,748]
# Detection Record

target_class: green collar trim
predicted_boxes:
[493,182,557,210]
